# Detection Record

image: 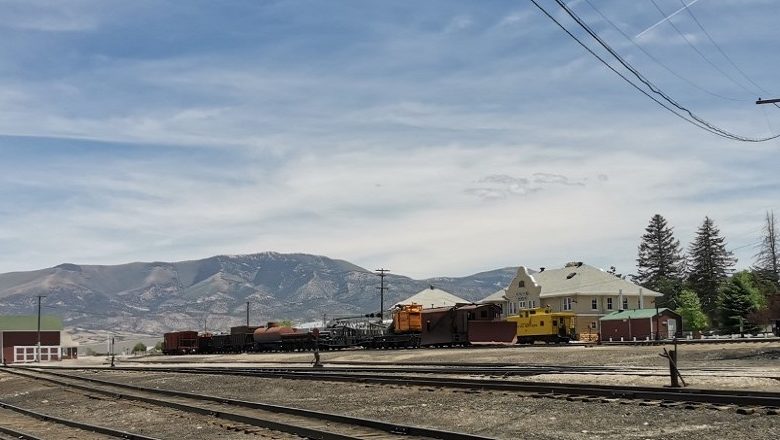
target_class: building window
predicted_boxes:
[622,297,628,310]
[530,300,536,308]
[591,298,598,310]
[607,298,613,310]
[519,300,526,309]
[590,321,597,329]
[563,297,573,311]
[519,280,525,287]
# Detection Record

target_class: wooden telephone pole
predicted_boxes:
[375,269,390,321]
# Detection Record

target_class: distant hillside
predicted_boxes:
[0,252,518,335]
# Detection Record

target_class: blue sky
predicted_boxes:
[0,0,778,278]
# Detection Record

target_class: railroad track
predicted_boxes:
[46,364,780,409]
[0,399,159,440]
[4,367,495,440]
[16,364,780,410]
[28,362,780,380]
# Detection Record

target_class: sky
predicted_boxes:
[0,0,778,279]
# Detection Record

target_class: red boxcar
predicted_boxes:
[163,331,198,355]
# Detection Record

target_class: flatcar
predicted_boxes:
[506,307,576,344]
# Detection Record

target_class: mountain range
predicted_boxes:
[0,252,518,336]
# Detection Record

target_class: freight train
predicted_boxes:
[163,303,519,354]
[163,304,580,355]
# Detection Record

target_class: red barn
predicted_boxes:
[0,316,63,363]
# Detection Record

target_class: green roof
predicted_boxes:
[0,315,63,331]
[600,308,675,321]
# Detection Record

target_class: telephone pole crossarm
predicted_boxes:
[756,98,780,105]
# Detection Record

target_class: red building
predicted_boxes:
[599,308,682,341]
[0,316,64,363]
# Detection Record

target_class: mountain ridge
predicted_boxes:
[0,252,519,335]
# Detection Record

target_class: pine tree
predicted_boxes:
[687,216,737,318]
[635,214,685,292]
[718,272,764,334]
[753,210,779,287]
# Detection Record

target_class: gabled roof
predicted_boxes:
[0,315,63,331]
[600,308,678,321]
[531,263,661,298]
[479,288,508,303]
[394,286,468,309]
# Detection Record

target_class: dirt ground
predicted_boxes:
[18,342,774,440]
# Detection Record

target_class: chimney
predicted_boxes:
[639,288,644,309]
[619,289,624,311]
[429,285,434,290]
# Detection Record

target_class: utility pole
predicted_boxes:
[246,301,250,327]
[756,98,780,105]
[375,269,390,321]
[36,295,46,363]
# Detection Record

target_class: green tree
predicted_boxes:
[154,341,163,352]
[718,272,764,334]
[132,342,147,354]
[634,215,685,304]
[654,277,685,309]
[676,289,708,332]
[753,210,779,288]
[687,216,736,319]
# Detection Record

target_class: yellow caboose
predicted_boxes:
[506,307,576,344]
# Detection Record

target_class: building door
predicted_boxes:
[667,319,676,339]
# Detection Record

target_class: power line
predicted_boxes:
[555,0,775,141]
[676,0,773,96]
[648,0,757,96]
[584,0,747,103]
[536,0,780,142]
[526,0,733,141]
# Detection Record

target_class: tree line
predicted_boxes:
[633,212,779,334]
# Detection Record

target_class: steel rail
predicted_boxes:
[65,365,780,407]
[0,425,45,440]
[0,399,160,440]
[7,367,495,440]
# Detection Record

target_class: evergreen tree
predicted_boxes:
[687,216,737,318]
[753,210,779,287]
[634,214,685,294]
[676,288,708,332]
[718,272,764,334]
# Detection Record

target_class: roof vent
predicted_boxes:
[539,267,545,272]
[576,262,583,267]
[566,272,577,279]
[429,285,435,290]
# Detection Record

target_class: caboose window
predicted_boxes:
[540,321,544,326]
[552,320,557,326]
[480,310,487,318]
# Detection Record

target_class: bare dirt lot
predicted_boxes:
[24,341,777,439]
